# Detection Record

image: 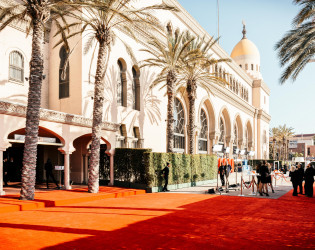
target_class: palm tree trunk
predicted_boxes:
[166,70,176,153]
[187,80,197,155]
[88,39,107,193]
[20,20,44,200]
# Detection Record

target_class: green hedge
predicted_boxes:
[113,148,152,185]
[143,152,217,187]
[108,148,217,188]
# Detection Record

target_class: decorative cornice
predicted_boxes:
[207,81,256,117]
[257,109,271,123]
[253,79,271,95]
[0,100,120,132]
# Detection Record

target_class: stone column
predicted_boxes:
[63,151,72,190]
[108,149,115,186]
[0,149,5,195]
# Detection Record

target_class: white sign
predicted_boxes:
[225,147,230,153]
[213,144,223,152]
[14,134,57,143]
[240,150,246,155]
[55,166,64,170]
[248,151,255,156]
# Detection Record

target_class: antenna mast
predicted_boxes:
[217,0,220,44]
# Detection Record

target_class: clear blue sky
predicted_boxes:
[177,0,315,135]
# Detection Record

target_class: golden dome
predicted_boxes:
[231,38,260,59]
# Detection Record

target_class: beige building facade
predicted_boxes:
[0,0,270,193]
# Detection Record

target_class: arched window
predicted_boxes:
[219,117,225,145]
[263,130,267,144]
[234,123,238,146]
[59,46,69,99]
[132,66,140,111]
[117,60,124,106]
[9,51,24,82]
[132,127,140,148]
[245,128,248,149]
[245,64,248,70]
[174,98,185,151]
[199,109,208,152]
[251,64,254,70]
[116,125,126,148]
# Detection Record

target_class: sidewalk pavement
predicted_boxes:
[168,171,294,199]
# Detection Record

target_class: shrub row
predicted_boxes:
[107,148,217,188]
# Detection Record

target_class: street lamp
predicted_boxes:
[282,136,286,161]
[273,138,276,160]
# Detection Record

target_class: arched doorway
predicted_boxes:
[72,134,111,184]
[6,127,64,185]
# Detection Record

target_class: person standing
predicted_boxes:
[3,158,9,187]
[296,163,304,195]
[45,158,59,189]
[225,160,231,191]
[260,161,269,196]
[266,162,275,193]
[256,161,262,193]
[162,162,170,192]
[218,163,225,187]
[304,163,314,198]
[289,165,299,196]
[8,157,15,182]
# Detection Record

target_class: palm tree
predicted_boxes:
[55,0,176,193]
[178,32,230,154]
[140,23,194,153]
[271,125,295,160]
[275,0,315,84]
[0,0,75,200]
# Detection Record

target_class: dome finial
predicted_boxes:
[242,20,247,39]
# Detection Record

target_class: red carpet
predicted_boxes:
[0,188,314,249]
[0,187,145,213]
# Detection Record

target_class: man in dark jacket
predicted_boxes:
[289,166,299,196]
[45,158,59,189]
[3,158,9,187]
[304,163,314,197]
[162,162,170,192]
[218,163,225,186]
[296,163,304,194]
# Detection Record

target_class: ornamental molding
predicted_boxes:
[207,81,256,117]
[257,109,271,123]
[253,79,271,95]
[0,100,119,132]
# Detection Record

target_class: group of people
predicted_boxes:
[256,161,274,196]
[289,163,314,197]
[218,161,232,190]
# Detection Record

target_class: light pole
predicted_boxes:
[282,136,286,162]
[273,138,276,160]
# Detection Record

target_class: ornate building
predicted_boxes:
[0,0,270,192]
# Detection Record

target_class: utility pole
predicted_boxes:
[217,0,220,43]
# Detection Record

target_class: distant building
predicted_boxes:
[289,134,315,159]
